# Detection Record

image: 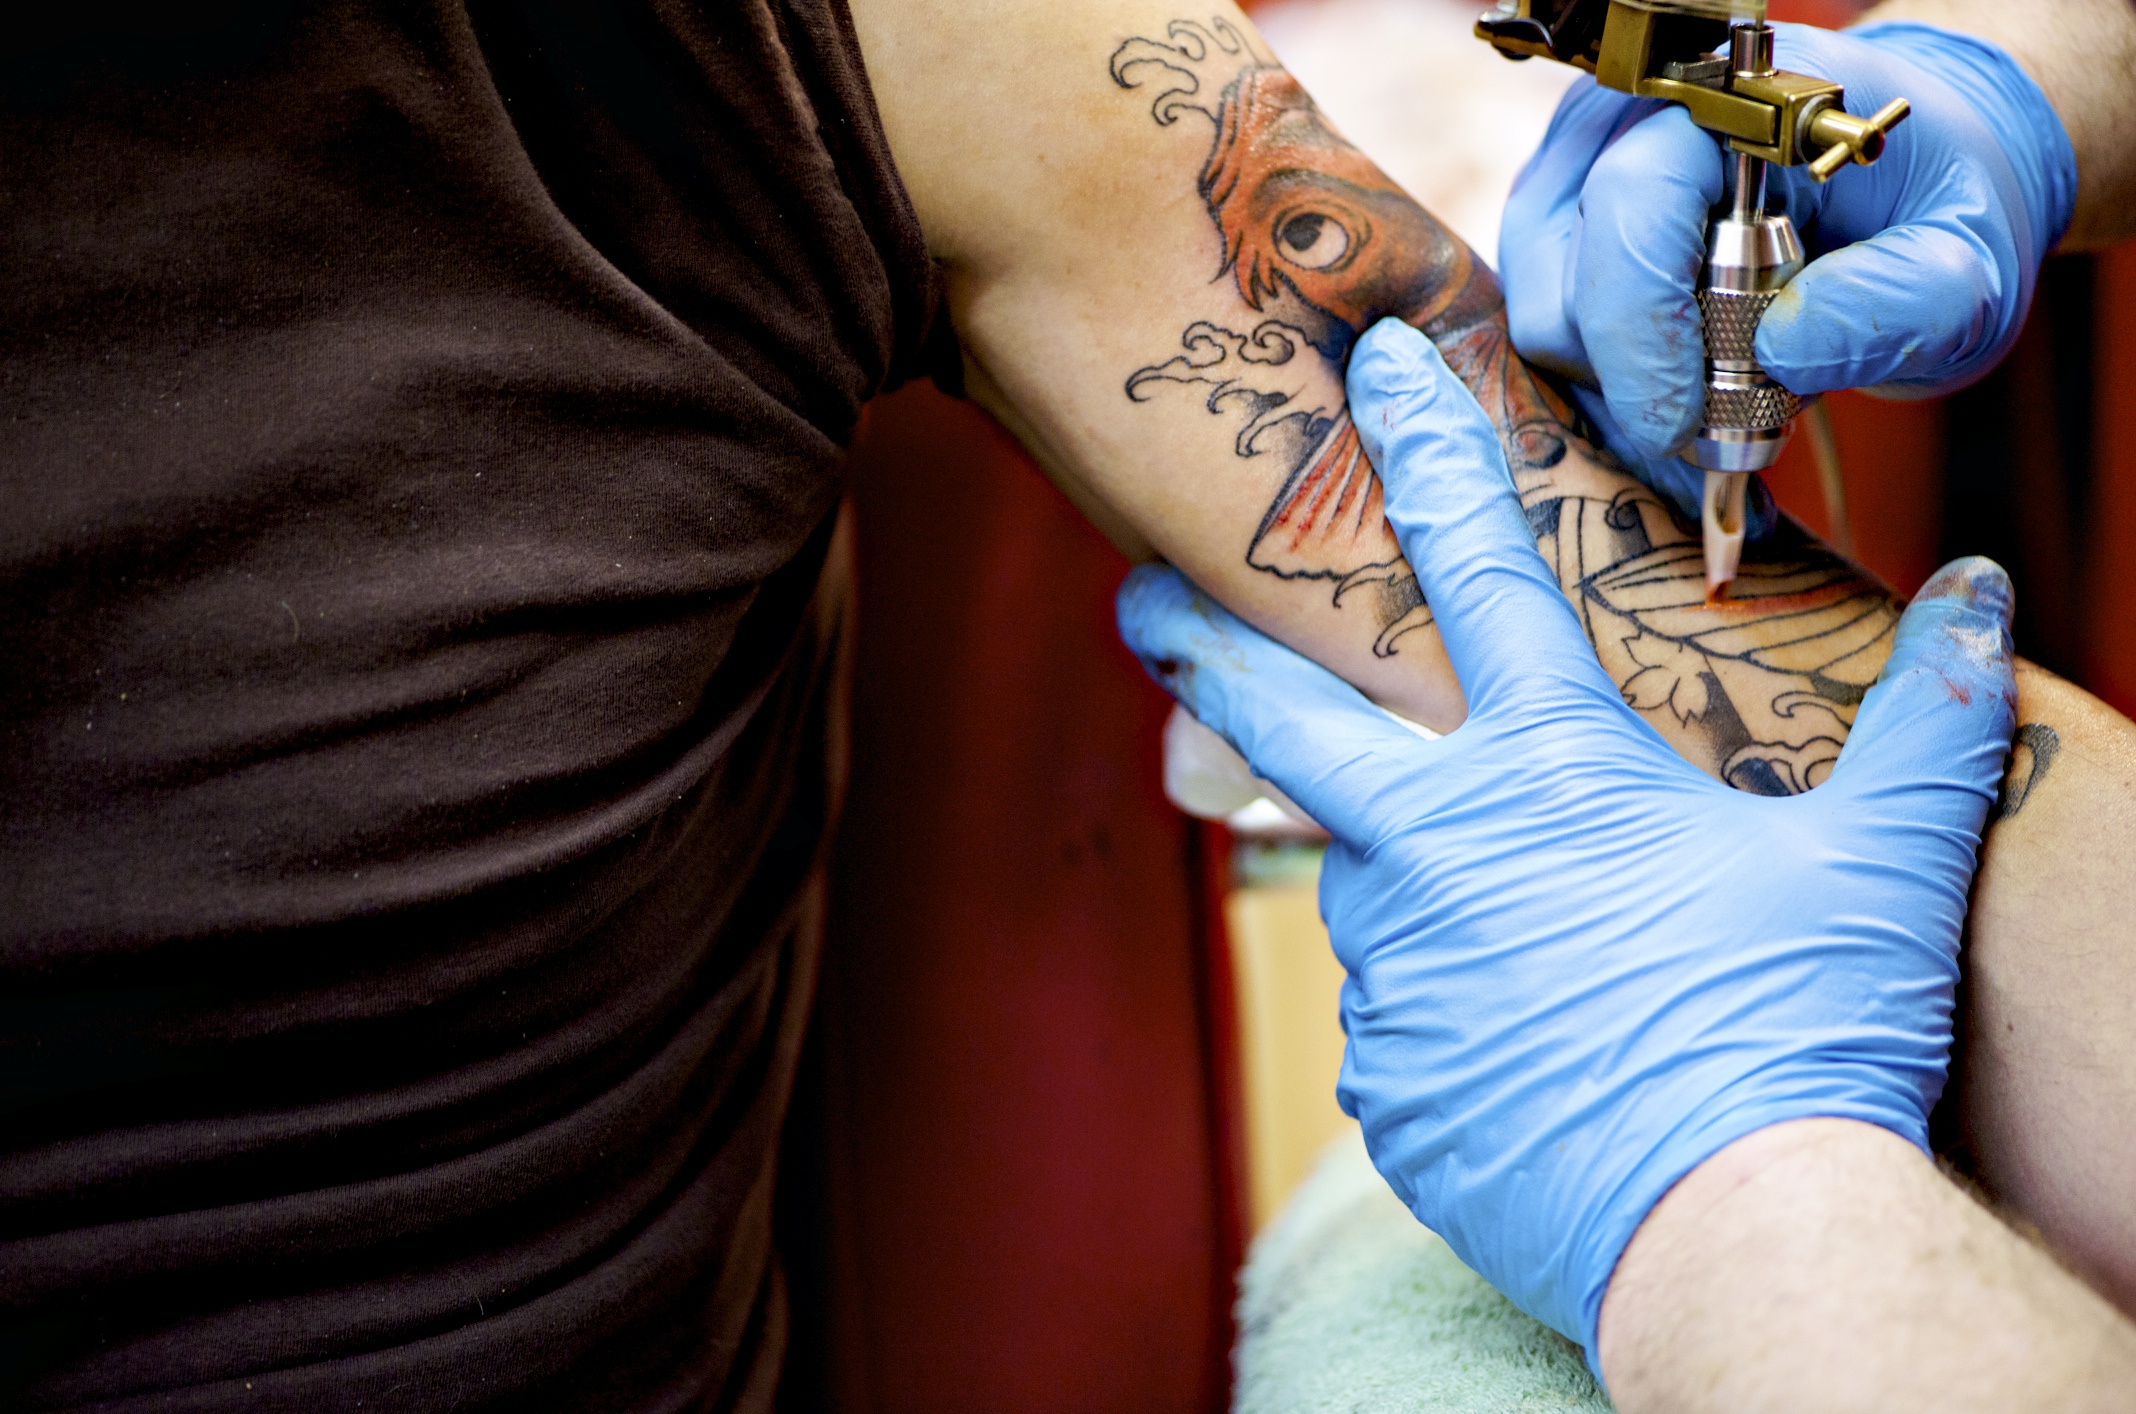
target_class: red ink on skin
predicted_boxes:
[1266,416,1382,555]
[1696,577,1868,618]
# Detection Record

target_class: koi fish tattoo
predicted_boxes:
[1111,17,1899,794]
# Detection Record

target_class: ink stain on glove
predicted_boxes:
[1914,556,2015,673]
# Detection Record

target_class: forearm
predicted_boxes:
[858,0,1900,791]
[1599,1118,2136,1413]
[854,0,2136,1307]
[852,2,2136,1383]
[1950,663,2136,1315]
[1856,0,2136,249]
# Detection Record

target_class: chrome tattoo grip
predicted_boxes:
[1693,154,1804,593]
[1692,24,1805,592]
[1693,162,1804,475]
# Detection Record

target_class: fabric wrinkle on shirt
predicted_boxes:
[0,1,949,1408]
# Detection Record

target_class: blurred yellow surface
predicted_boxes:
[1226,871,1356,1233]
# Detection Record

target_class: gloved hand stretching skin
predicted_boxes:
[1500,21,2077,516]
[1115,320,2018,1374]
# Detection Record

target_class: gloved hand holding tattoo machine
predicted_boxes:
[1484,2,2075,589]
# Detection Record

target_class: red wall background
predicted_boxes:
[2083,244,2136,713]
[780,387,1241,1414]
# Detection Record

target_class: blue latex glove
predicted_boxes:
[1117,320,2016,1377]
[1501,21,2077,518]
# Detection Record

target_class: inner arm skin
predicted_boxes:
[1597,1118,2136,1413]
[1857,0,2136,250]
[846,0,2136,1332]
[1953,664,2136,1318]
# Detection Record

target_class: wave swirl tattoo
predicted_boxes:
[1112,18,1899,792]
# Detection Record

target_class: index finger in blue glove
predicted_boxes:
[1756,223,2002,397]
[1571,104,1725,462]
[1825,556,2016,836]
[1346,319,1615,719]
[1115,563,1431,842]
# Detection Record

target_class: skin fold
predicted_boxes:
[847,0,2136,1348]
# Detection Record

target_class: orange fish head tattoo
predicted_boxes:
[1198,67,1501,354]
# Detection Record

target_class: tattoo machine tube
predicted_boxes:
[1700,467,1749,594]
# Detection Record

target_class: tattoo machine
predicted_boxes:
[1476,0,1907,592]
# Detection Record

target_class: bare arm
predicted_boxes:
[1953,665,2136,1314]
[854,0,1896,793]
[846,0,2136,1350]
[1858,0,2136,250]
[1599,1119,2136,1413]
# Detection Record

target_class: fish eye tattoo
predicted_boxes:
[1110,17,1901,795]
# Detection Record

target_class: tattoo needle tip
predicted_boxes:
[1701,470,1748,603]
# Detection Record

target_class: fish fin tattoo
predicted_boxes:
[1111,19,1898,792]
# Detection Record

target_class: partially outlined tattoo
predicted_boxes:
[1111,17,1900,794]
[1993,723,2061,820]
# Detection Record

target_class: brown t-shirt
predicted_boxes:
[0,1,944,1407]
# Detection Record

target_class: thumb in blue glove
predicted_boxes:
[1500,21,2077,515]
[1117,319,2017,1379]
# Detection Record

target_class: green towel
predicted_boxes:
[1235,1128,1614,1413]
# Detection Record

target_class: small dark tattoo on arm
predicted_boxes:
[1993,723,2061,821]
[1110,17,1898,794]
